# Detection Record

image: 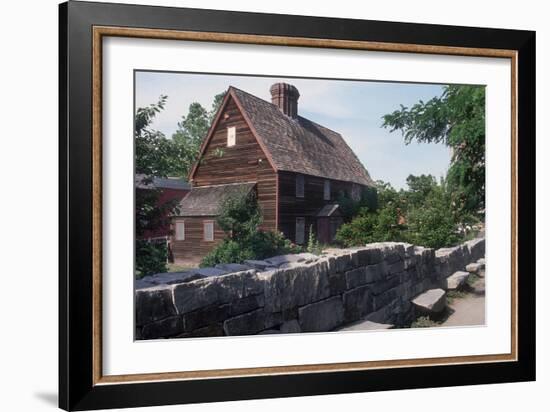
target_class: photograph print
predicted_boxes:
[134,71,486,340]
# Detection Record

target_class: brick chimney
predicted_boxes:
[270,83,300,118]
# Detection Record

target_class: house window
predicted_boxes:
[227,126,236,147]
[175,221,185,241]
[295,174,304,198]
[295,217,305,244]
[203,221,214,242]
[351,184,361,201]
[324,180,331,200]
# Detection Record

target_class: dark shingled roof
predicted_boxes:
[135,174,191,190]
[176,182,256,216]
[231,87,373,186]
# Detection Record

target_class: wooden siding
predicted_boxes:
[171,217,224,266]
[277,171,366,244]
[192,97,277,231]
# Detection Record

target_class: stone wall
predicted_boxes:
[135,237,485,339]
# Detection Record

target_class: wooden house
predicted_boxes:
[172,83,373,265]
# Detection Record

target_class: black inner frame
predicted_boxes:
[59,1,536,410]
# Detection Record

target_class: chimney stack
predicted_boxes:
[270,83,300,118]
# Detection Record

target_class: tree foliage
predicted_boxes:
[135,240,168,278]
[134,92,227,276]
[405,184,461,248]
[336,186,378,222]
[382,85,485,215]
[335,177,478,250]
[170,91,227,178]
[200,190,300,267]
[135,95,174,177]
[135,95,174,277]
[216,188,262,242]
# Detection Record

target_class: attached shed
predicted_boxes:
[171,182,256,265]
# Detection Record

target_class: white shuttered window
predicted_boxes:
[227,126,236,147]
[175,221,185,240]
[204,221,214,242]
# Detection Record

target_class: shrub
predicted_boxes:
[200,230,301,267]
[135,240,167,278]
[404,186,460,249]
[216,188,261,242]
[306,225,322,255]
[335,209,378,247]
[336,177,478,250]
[248,230,301,260]
[200,239,255,268]
[335,205,406,247]
[200,189,301,267]
[410,316,440,328]
[336,186,378,222]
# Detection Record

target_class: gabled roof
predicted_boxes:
[229,87,374,186]
[176,182,256,217]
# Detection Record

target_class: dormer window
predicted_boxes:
[295,174,304,198]
[324,180,331,200]
[227,126,236,147]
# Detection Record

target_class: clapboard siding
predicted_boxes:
[173,97,279,264]
[171,217,224,265]
[278,171,363,243]
[192,97,277,230]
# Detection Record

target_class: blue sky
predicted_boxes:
[135,71,450,189]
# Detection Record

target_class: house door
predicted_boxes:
[317,218,330,244]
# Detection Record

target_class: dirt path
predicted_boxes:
[442,276,485,327]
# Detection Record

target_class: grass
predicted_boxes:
[446,290,468,304]
[467,273,480,287]
[410,316,440,328]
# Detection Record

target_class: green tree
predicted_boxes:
[336,186,379,222]
[404,174,438,208]
[335,181,407,247]
[382,85,485,216]
[209,91,227,123]
[335,177,478,250]
[170,91,227,178]
[134,91,228,275]
[405,184,460,248]
[135,95,176,277]
[135,95,175,177]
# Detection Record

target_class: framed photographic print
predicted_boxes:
[59,1,535,410]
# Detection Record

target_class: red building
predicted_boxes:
[136,175,191,240]
[172,83,373,265]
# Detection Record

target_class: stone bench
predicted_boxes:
[412,288,446,314]
[444,271,469,290]
[465,262,482,274]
